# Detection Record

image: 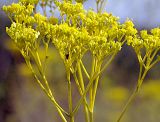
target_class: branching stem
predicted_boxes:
[24,58,68,122]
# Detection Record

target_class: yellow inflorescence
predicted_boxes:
[3,1,160,122]
[3,1,133,64]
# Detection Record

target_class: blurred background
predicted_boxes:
[1,0,160,122]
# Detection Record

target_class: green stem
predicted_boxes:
[89,111,94,122]
[84,105,90,122]
[138,63,143,83]
[99,54,116,75]
[72,72,89,110]
[149,59,159,69]
[72,54,115,116]
[117,50,160,122]
[89,56,97,119]
[117,65,149,122]
[96,0,99,13]
[150,48,160,61]
[116,88,138,122]
[96,0,107,13]
[73,72,83,94]
[7,14,13,23]
[43,42,49,74]
[91,62,102,111]
[77,61,90,122]
[72,70,95,116]
[77,62,85,91]
[89,60,102,122]
[67,68,74,122]
[80,60,90,79]
[137,68,149,91]
[34,51,54,98]
[24,58,68,122]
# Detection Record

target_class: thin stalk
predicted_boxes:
[149,59,159,69]
[150,48,160,61]
[91,62,102,111]
[146,51,152,66]
[142,51,148,63]
[96,0,107,13]
[72,70,95,116]
[36,51,42,67]
[148,49,160,69]
[7,14,13,23]
[117,64,149,122]
[117,50,160,122]
[72,72,89,110]
[89,110,94,122]
[34,51,53,97]
[41,1,47,17]
[138,63,143,82]
[116,88,138,122]
[137,67,149,90]
[84,105,90,122]
[73,72,83,94]
[25,59,68,122]
[99,0,106,13]
[77,62,85,91]
[80,60,90,79]
[89,57,98,122]
[89,57,96,119]
[96,0,100,14]
[43,43,49,74]
[67,69,74,122]
[99,54,116,75]
[72,54,115,116]
[77,61,90,122]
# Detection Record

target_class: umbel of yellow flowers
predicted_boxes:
[3,1,136,62]
[3,0,160,122]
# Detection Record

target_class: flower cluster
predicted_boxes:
[58,1,84,17]
[51,24,89,63]
[3,3,34,24]
[3,3,39,56]
[3,1,135,66]
[126,25,160,69]
[6,22,40,55]
[141,28,160,50]
[127,28,160,53]
[83,11,126,59]
[52,2,133,63]
[4,1,160,122]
